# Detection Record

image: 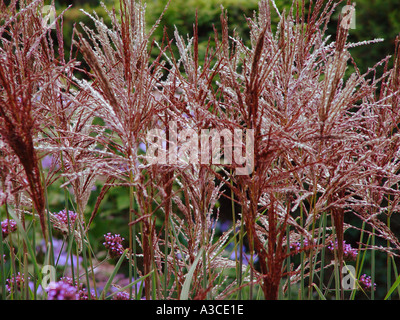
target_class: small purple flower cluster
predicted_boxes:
[1,219,17,239]
[46,277,97,300]
[359,274,376,291]
[53,210,83,236]
[78,288,97,300]
[55,209,78,227]
[327,240,358,261]
[290,238,315,254]
[46,281,78,300]
[5,272,26,292]
[103,233,125,258]
[226,243,259,265]
[113,291,131,300]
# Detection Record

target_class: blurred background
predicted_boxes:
[54,0,400,73]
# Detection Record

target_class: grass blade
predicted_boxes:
[180,247,204,300]
[312,283,326,300]
[384,272,400,300]
[105,270,154,300]
[8,210,42,286]
[100,249,128,299]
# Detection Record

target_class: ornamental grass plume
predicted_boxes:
[0,0,50,239]
[50,0,400,300]
[71,2,171,299]
[0,0,76,240]
[203,0,400,299]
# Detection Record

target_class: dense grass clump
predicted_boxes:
[1,0,400,300]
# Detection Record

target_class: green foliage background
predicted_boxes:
[56,0,400,72]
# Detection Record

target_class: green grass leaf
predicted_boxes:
[100,249,127,299]
[384,272,400,300]
[312,283,326,300]
[180,247,204,300]
[105,270,153,300]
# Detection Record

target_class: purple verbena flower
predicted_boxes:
[41,155,53,170]
[1,219,17,239]
[359,274,376,291]
[78,288,97,300]
[217,220,232,233]
[53,210,83,236]
[103,233,125,258]
[327,240,358,261]
[46,281,78,300]
[290,238,315,254]
[60,276,83,290]
[290,242,302,253]
[54,209,78,227]
[5,272,26,292]
[47,277,97,300]
[228,244,258,266]
[113,291,131,300]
